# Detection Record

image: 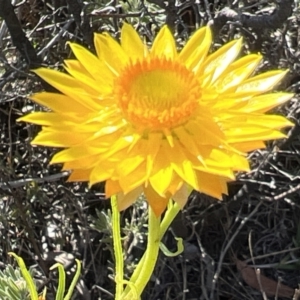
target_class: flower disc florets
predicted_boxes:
[115,58,201,130]
[18,23,293,216]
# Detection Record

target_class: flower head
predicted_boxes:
[19,24,293,216]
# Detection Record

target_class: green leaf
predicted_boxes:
[160,237,184,257]
[8,252,39,300]
[64,259,81,300]
[50,263,66,300]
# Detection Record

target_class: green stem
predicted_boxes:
[121,200,181,299]
[122,206,160,299]
[159,200,181,239]
[111,195,124,299]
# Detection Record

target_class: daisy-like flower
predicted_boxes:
[19,24,293,216]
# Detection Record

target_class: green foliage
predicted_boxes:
[50,259,81,300]
[91,208,112,234]
[5,253,81,300]
[120,0,166,28]
[0,262,33,300]
[8,252,39,299]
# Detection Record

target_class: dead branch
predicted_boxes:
[66,0,94,49]
[0,0,40,68]
[147,0,177,31]
[213,0,293,32]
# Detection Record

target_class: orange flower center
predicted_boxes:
[114,58,201,130]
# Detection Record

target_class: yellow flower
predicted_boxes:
[19,24,293,216]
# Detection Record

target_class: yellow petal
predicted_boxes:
[236,70,289,94]
[116,187,143,211]
[229,53,262,70]
[105,180,122,197]
[29,92,92,115]
[64,59,91,77]
[174,126,201,157]
[200,38,243,86]
[62,155,100,169]
[118,162,147,193]
[172,183,190,208]
[144,185,169,216]
[149,165,173,196]
[145,132,163,176]
[94,32,128,73]
[160,141,199,191]
[245,115,293,129]
[33,130,88,147]
[18,112,70,126]
[230,154,250,171]
[89,163,115,186]
[67,42,114,82]
[64,65,112,95]
[166,173,184,195]
[214,54,263,92]
[196,171,228,199]
[67,169,92,181]
[225,126,287,143]
[51,145,101,163]
[121,23,147,61]
[33,68,102,111]
[116,155,145,177]
[180,26,211,70]
[184,119,225,146]
[193,148,237,178]
[244,93,293,113]
[151,25,177,59]
[231,140,266,152]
